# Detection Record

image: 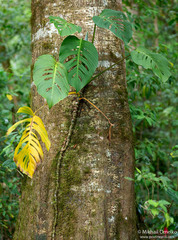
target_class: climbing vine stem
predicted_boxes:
[89,54,130,83]
[92,24,96,44]
[52,98,80,240]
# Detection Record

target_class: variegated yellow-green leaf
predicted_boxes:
[6,106,51,178]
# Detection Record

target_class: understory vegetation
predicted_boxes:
[0,0,177,238]
[124,0,178,234]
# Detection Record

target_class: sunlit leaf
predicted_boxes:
[148,200,159,207]
[151,209,159,216]
[136,167,141,173]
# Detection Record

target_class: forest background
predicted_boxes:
[0,0,177,239]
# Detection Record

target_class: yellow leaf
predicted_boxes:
[7,106,50,178]
[14,134,43,178]
[17,106,34,116]
[6,118,31,135]
[33,116,51,151]
[6,94,13,101]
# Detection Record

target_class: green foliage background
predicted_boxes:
[124,0,178,233]
[0,0,31,238]
[0,0,177,238]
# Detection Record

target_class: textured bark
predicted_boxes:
[14,0,138,239]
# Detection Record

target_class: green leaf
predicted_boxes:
[164,212,172,227]
[33,54,70,109]
[159,200,170,212]
[170,150,178,158]
[163,106,174,116]
[2,159,16,170]
[49,16,82,37]
[136,167,141,173]
[59,36,98,92]
[125,177,134,181]
[171,161,178,167]
[137,175,142,181]
[159,176,170,188]
[173,145,178,149]
[166,188,178,204]
[148,200,159,207]
[160,205,167,213]
[92,9,132,44]
[131,47,171,82]
[159,200,170,206]
[151,208,159,216]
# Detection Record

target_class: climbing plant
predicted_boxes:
[6,9,172,178]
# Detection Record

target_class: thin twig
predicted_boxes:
[79,97,114,127]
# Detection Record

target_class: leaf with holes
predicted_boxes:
[131,47,171,82]
[33,54,70,109]
[93,9,132,44]
[6,106,51,178]
[49,16,82,37]
[59,36,98,92]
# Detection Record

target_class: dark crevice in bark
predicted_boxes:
[52,97,81,240]
[103,198,109,240]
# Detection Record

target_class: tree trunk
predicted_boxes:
[14,0,138,239]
